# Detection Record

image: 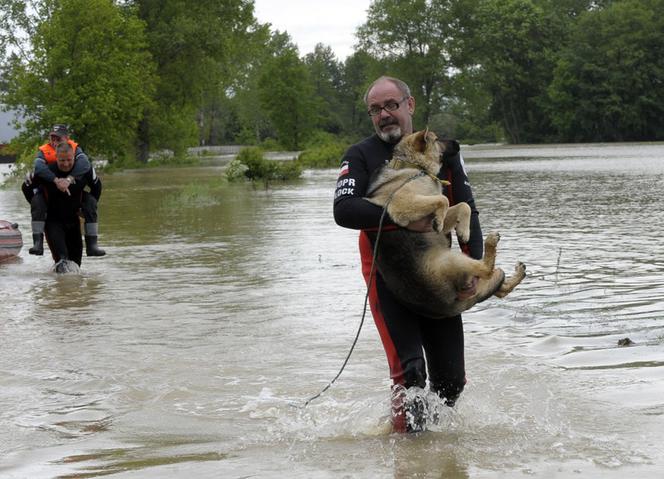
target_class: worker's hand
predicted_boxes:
[24,172,33,185]
[54,177,71,196]
[405,215,434,232]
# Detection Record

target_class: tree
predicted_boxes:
[357,0,458,128]
[131,0,260,160]
[304,43,343,134]
[546,0,664,141]
[466,0,562,143]
[1,0,155,161]
[338,49,385,138]
[257,40,318,150]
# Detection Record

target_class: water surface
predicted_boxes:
[1,142,663,478]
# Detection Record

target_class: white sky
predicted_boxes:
[252,0,373,60]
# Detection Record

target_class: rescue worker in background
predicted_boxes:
[21,124,106,257]
[333,76,484,433]
[37,141,103,266]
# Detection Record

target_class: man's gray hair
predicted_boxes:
[363,76,412,104]
[56,141,73,154]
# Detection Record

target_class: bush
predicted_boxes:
[226,147,302,186]
[297,140,348,168]
[259,137,283,151]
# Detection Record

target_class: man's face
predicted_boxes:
[366,80,415,143]
[56,150,74,173]
[49,134,68,148]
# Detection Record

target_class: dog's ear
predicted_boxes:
[413,130,427,152]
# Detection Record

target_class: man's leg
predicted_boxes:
[359,232,427,433]
[422,314,466,407]
[28,191,48,255]
[44,221,68,263]
[81,193,105,256]
[64,222,83,266]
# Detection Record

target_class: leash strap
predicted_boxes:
[302,172,428,407]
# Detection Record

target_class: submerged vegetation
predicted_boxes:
[226,147,302,187]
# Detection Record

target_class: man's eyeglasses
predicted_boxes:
[367,97,408,117]
[50,135,62,142]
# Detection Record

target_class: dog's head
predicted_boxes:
[391,129,442,175]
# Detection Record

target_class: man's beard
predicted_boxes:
[377,119,403,143]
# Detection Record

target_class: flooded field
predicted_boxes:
[1,142,663,478]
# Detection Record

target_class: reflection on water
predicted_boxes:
[1,143,664,478]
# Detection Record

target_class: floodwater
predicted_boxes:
[1,142,663,478]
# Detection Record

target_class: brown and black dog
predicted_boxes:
[364,129,525,319]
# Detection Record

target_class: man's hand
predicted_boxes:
[54,177,71,196]
[405,214,434,232]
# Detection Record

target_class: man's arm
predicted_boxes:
[82,166,102,201]
[333,145,393,231]
[69,147,91,177]
[33,150,56,182]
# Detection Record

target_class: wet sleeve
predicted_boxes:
[333,145,392,230]
[442,149,483,260]
[86,169,102,200]
[33,151,56,182]
[70,147,91,177]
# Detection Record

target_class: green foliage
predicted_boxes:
[468,0,562,143]
[259,137,283,151]
[357,0,456,127]
[3,0,664,157]
[226,147,302,185]
[142,104,199,159]
[546,0,664,141]
[131,0,261,161]
[297,142,348,169]
[258,46,318,150]
[338,50,384,138]
[437,68,504,143]
[1,0,155,162]
[297,131,349,168]
[304,44,344,134]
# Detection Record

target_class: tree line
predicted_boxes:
[1,0,663,165]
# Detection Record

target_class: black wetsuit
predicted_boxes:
[333,133,483,432]
[39,161,102,265]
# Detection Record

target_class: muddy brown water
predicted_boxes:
[1,142,663,478]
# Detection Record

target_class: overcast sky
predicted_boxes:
[252,0,372,60]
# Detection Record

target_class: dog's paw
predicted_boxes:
[486,232,501,247]
[514,261,526,276]
[456,226,470,243]
[432,217,444,233]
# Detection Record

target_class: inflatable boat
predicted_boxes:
[0,220,23,262]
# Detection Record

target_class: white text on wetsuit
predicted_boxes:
[334,178,356,199]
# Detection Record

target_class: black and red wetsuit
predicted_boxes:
[333,133,483,432]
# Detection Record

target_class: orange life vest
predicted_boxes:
[38,139,79,164]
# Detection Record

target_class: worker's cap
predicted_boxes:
[49,124,69,137]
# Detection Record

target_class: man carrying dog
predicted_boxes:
[21,124,106,257]
[333,76,484,433]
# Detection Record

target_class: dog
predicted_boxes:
[364,129,526,319]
